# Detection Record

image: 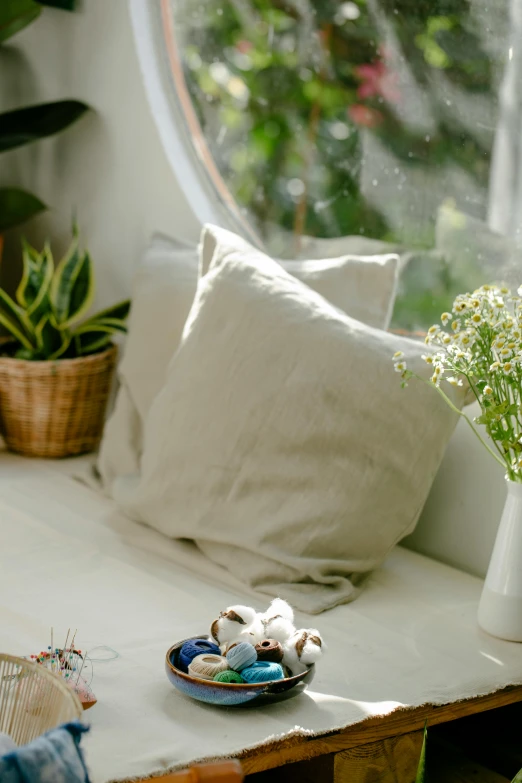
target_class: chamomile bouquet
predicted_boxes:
[393,284,522,482]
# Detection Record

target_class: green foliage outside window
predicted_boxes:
[172,0,505,329]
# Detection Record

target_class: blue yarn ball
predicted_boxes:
[179,639,221,672]
[226,642,257,672]
[241,661,285,683]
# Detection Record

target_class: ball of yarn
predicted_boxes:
[214,670,243,684]
[226,642,257,672]
[188,654,229,680]
[179,639,221,672]
[241,661,285,683]
[255,639,284,663]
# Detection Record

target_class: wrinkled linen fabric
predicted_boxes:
[113,225,464,612]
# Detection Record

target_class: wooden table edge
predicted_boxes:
[238,683,522,774]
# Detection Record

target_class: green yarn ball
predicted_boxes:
[214,670,243,684]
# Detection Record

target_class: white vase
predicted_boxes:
[478,478,522,642]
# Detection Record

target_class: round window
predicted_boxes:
[132,0,514,330]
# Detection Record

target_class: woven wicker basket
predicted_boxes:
[0,654,82,746]
[0,345,117,458]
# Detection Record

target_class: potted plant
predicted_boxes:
[392,283,522,642]
[0,230,130,458]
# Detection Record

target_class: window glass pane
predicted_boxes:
[160,0,512,330]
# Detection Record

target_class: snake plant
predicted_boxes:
[0,230,130,360]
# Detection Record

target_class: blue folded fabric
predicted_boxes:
[0,722,90,783]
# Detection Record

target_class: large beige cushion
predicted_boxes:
[98,231,399,492]
[114,225,464,613]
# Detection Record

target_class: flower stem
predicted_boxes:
[419,376,507,470]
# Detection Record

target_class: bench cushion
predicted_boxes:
[1,454,521,783]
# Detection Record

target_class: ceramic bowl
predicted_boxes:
[165,635,315,707]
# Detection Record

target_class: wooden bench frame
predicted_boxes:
[134,684,522,782]
[240,683,522,774]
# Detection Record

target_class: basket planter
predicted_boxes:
[0,345,117,458]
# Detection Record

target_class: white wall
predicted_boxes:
[403,403,506,579]
[0,0,200,307]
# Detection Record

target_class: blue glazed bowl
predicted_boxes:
[166,635,315,707]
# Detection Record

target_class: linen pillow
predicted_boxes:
[295,233,403,260]
[98,234,199,492]
[98,231,399,492]
[114,225,464,614]
[200,227,399,330]
[118,233,199,425]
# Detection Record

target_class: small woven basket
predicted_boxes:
[0,654,82,747]
[0,345,117,458]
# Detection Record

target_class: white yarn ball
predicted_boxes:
[188,653,229,680]
[283,628,324,675]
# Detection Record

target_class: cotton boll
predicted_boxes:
[259,598,295,643]
[222,615,265,647]
[299,628,324,666]
[282,635,307,676]
[210,605,259,646]
[239,613,265,645]
[266,598,294,623]
[282,629,324,675]
[263,615,295,644]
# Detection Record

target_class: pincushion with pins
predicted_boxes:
[26,631,96,710]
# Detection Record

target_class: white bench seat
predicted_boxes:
[1,450,521,783]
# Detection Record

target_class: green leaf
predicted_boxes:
[512,766,522,783]
[85,299,131,324]
[0,0,40,43]
[48,331,71,360]
[0,287,34,334]
[17,240,53,322]
[73,322,116,338]
[0,188,46,232]
[16,239,42,307]
[0,310,32,349]
[37,0,76,9]
[49,234,81,323]
[0,100,89,153]
[27,242,54,321]
[0,288,34,350]
[62,251,94,328]
[75,316,127,334]
[14,347,38,360]
[415,723,427,783]
[34,312,61,357]
[74,325,114,356]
